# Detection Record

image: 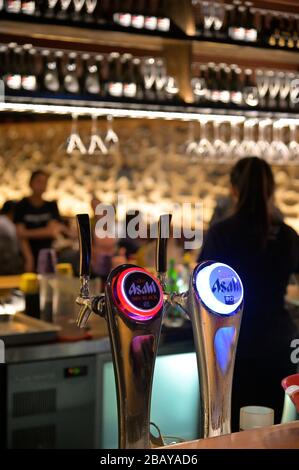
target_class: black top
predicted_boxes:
[14,197,60,265]
[198,213,299,357]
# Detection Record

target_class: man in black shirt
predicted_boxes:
[15,170,65,271]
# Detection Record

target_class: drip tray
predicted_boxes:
[0,312,60,346]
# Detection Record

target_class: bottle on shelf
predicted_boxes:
[243,68,258,107]
[113,0,132,28]
[132,57,145,100]
[42,49,63,93]
[122,53,137,99]
[228,0,246,41]
[268,13,280,47]
[21,44,38,92]
[156,0,170,33]
[229,65,243,106]
[4,0,21,14]
[107,52,123,98]
[144,0,158,31]
[207,62,220,103]
[244,1,257,42]
[130,0,145,29]
[4,43,22,91]
[64,52,80,94]
[21,0,36,15]
[218,63,231,104]
[82,53,102,95]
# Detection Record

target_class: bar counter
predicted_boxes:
[162,421,299,449]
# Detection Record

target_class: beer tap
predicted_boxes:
[155,214,244,438]
[76,213,165,449]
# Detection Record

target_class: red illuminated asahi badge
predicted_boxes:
[112,267,163,321]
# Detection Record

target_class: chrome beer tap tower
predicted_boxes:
[156,215,244,438]
[76,214,165,449]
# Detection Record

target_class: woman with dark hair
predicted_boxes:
[198,157,299,430]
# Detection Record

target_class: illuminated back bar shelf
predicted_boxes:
[1,97,299,123]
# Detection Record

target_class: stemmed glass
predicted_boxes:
[197,120,214,160]
[267,70,280,108]
[213,2,225,32]
[61,0,72,11]
[85,0,97,14]
[202,1,214,34]
[73,0,85,14]
[185,121,199,157]
[212,121,228,162]
[278,71,291,109]
[143,58,156,96]
[290,73,299,108]
[227,122,242,161]
[238,119,259,157]
[104,115,119,152]
[88,115,108,155]
[288,123,299,164]
[268,122,289,164]
[256,69,269,107]
[256,119,272,159]
[66,114,86,154]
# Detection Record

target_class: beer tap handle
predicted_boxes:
[77,213,91,282]
[156,214,172,291]
[76,213,92,328]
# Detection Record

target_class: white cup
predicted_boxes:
[239,406,274,431]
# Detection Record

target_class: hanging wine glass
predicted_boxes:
[227,122,242,161]
[66,114,87,155]
[88,115,108,155]
[197,120,214,161]
[256,119,272,159]
[238,119,259,157]
[268,121,289,164]
[202,1,214,34]
[185,121,199,157]
[212,121,228,162]
[288,123,299,164]
[104,115,119,153]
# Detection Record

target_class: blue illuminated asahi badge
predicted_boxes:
[195,262,243,315]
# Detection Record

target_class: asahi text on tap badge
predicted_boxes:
[195,262,244,316]
[114,268,163,321]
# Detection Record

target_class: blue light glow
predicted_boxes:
[214,327,236,374]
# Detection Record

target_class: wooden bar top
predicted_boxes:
[162,421,299,449]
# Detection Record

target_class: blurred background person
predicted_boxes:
[0,200,23,274]
[197,157,299,430]
[14,169,67,271]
